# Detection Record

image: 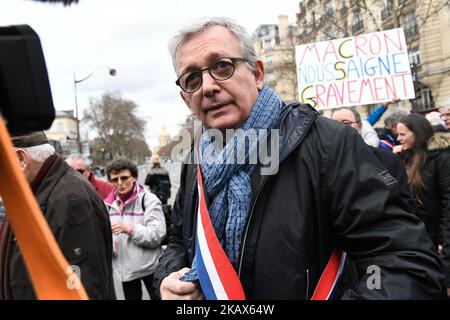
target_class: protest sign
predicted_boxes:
[295,28,415,109]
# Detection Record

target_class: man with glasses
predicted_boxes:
[154,17,444,300]
[66,153,113,200]
[0,132,115,299]
[331,107,414,209]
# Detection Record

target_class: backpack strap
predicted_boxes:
[141,193,146,212]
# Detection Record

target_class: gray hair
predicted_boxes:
[384,107,410,129]
[24,143,55,162]
[169,17,258,75]
[65,153,92,166]
[332,107,361,123]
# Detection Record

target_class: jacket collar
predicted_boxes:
[104,183,143,206]
[252,103,319,178]
[427,132,450,151]
[30,154,58,193]
[278,103,319,162]
[34,155,68,209]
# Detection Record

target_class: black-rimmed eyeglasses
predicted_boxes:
[175,57,249,93]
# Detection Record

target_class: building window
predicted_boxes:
[404,11,418,40]
[302,20,309,34]
[324,26,336,40]
[409,48,421,65]
[264,39,273,50]
[265,56,273,68]
[415,86,434,111]
[381,0,393,20]
[352,11,364,33]
[58,122,65,133]
[324,0,334,15]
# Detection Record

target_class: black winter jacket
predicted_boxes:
[0,156,116,299]
[415,132,450,287]
[412,133,450,247]
[154,103,444,299]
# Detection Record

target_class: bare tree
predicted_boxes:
[298,0,448,42]
[83,91,151,164]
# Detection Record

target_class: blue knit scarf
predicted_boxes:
[181,84,281,282]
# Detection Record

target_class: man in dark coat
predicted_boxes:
[154,17,444,300]
[0,132,115,299]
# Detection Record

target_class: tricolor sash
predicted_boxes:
[311,249,347,300]
[195,163,246,300]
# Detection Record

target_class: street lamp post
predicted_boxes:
[74,67,117,153]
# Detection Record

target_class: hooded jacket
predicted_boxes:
[154,103,444,299]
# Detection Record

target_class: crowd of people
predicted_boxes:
[0,17,450,300]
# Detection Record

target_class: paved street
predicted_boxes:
[114,161,182,300]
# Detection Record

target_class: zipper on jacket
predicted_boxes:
[237,110,318,278]
[306,269,310,299]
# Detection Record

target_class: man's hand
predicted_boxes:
[111,223,133,235]
[160,268,204,300]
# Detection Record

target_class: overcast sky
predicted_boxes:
[0,0,300,147]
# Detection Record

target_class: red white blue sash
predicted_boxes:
[311,249,347,300]
[195,163,246,300]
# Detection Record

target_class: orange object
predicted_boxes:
[0,118,88,300]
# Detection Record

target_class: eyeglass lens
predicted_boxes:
[180,58,236,92]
